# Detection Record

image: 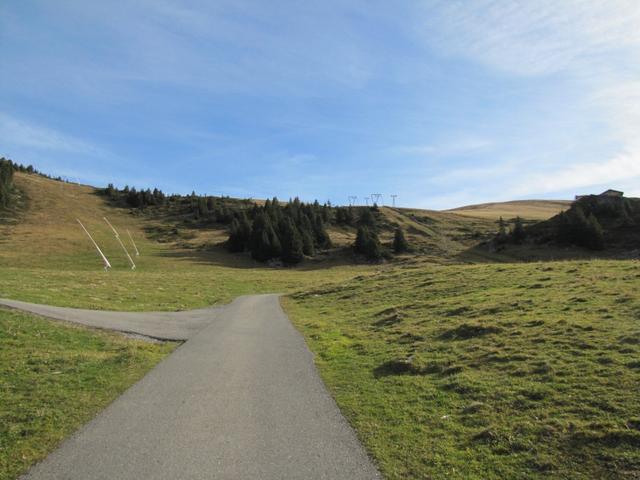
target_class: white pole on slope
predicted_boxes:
[77,219,112,271]
[126,229,140,256]
[103,217,136,270]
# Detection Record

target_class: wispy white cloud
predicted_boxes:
[0,113,101,155]
[393,137,494,157]
[422,0,640,77]
[7,0,382,100]
[507,151,640,197]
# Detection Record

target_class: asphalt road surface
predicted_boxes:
[0,298,220,340]
[7,294,380,479]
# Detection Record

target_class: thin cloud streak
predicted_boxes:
[507,152,640,197]
[0,113,100,155]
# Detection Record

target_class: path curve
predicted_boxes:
[0,298,221,340]
[7,295,380,479]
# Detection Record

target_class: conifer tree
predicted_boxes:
[153,188,165,205]
[227,218,244,252]
[556,211,572,245]
[126,187,140,207]
[197,197,209,217]
[280,217,304,264]
[393,227,409,253]
[345,207,354,225]
[498,216,507,236]
[511,217,526,244]
[354,208,382,259]
[249,213,281,261]
[254,229,273,261]
[586,213,605,250]
[238,212,252,246]
[105,183,116,198]
[358,208,376,228]
[266,224,282,259]
[313,214,331,248]
[298,214,315,255]
[301,229,315,256]
[227,215,251,253]
[555,205,606,250]
[321,204,331,223]
[0,158,15,208]
[618,199,634,227]
[365,232,383,260]
[566,206,589,246]
[249,213,269,257]
[355,225,382,260]
[355,225,369,254]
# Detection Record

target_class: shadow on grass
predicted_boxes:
[373,359,463,378]
[153,243,363,271]
[456,242,636,264]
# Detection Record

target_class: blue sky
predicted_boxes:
[1,1,639,208]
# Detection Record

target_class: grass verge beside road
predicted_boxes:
[0,308,176,480]
[0,261,370,311]
[284,259,640,479]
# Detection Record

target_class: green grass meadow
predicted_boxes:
[0,308,175,480]
[285,259,640,479]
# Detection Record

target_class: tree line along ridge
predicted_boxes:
[102,183,411,264]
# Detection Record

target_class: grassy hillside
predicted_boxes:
[0,173,498,286]
[155,204,499,262]
[2,173,151,271]
[381,207,496,260]
[285,259,640,479]
[0,173,370,310]
[449,200,571,221]
[0,170,27,234]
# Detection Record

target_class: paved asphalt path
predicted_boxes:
[7,294,380,479]
[0,298,221,340]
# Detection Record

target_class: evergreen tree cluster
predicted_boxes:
[353,208,383,260]
[0,157,40,209]
[494,202,609,251]
[495,216,509,245]
[189,193,244,224]
[556,206,604,250]
[511,217,526,244]
[575,195,634,223]
[334,206,356,225]
[102,182,260,226]
[126,186,166,208]
[493,216,527,245]
[103,184,167,209]
[0,158,15,208]
[227,197,331,264]
[1,158,38,175]
[355,225,382,260]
